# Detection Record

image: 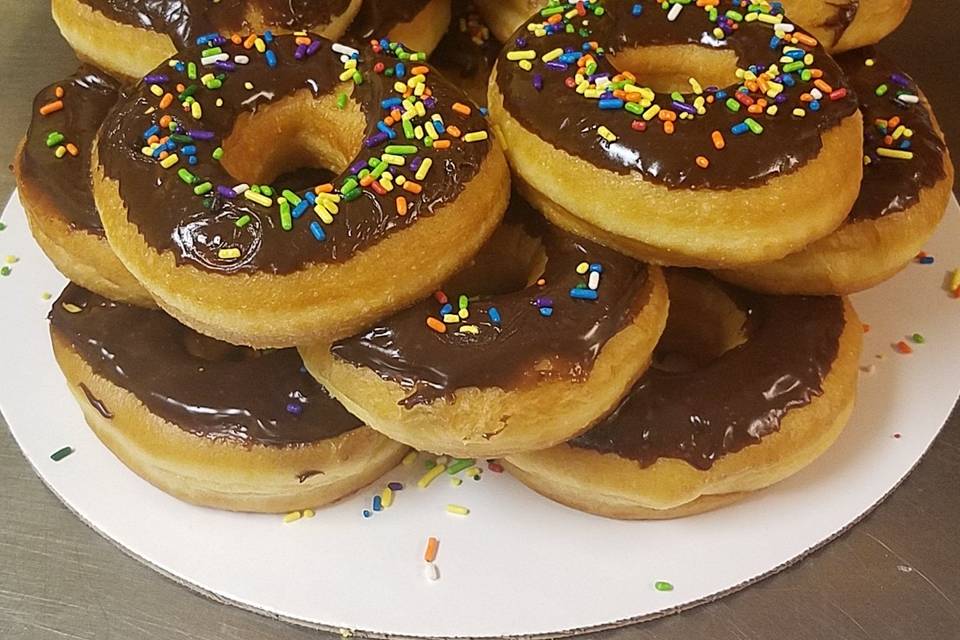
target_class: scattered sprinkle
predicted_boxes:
[424,536,440,562]
[283,511,303,523]
[446,504,470,516]
[50,446,74,462]
[654,581,674,592]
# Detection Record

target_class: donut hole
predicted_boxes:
[444,220,547,295]
[608,45,739,94]
[654,270,747,372]
[218,90,364,187]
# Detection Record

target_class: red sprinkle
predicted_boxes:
[829,88,848,101]
[487,461,504,473]
[631,120,647,132]
[895,341,913,354]
[434,290,448,304]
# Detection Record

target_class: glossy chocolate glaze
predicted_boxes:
[820,0,859,47]
[331,197,652,406]
[51,284,362,445]
[77,0,353,48]
[432,2,500,91]
[20,66,121,237]
[495,0,858,188]
[572,276,845,469]
[346,0,432,41]
[97,34,491,275]
[838,49,948,222]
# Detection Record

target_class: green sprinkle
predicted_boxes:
[177,168,197,184]
[744,118,764,135]
[45,131,65,147]
[281,189,301,205]
[41,292,52,300]
[342,188,362,202]
[725,98,741,112]
[458,294,469,309]
[260,185,274,197]
[187,62,197,80]
[280,200,292,231]
[654,581,674,592]
[201,46,222,57]
[875,84,889,96]
[341,177,358,193]
[0,222,7,231]
[51,446,74,462]
[446,458,476,475]
[385,144,418,155]
[0,266,11,277]
[212,146,224,160]
[425,459,436,469]
[912,333,925,344]
[337,92,348,109]
[193,181,213,196]
[235,214,251,228]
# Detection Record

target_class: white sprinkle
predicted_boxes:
[588,270,601,291]
[233,55,249,65]
[425,562,439,581]
[332,42,360,57]
[897,94,920,104]
[201,53,229,66]
[667,3,683,21]
[810,88,823,100]
[232,183,250,194]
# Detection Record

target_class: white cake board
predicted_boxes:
[1,190,958,638]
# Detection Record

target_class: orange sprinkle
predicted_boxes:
[158,151,169,160]
[862,323,871,333]
[411,65,430,75]
[658,109,676,122]
[432,139,451,149]
[663,121,675,134]
[452,102,472,116]
[794,32,818,47]
[814,79,833,94]
[403,181,423,194]
[445,125,462,138]
[695,155,710,169]
[147,135,160,145]
[426,317,446,334]
[536,278,546,286]
[230,34,243,45]
[711,130,725,150]
[384,116,395,126]
[39,100,64,115]
[295,36,312,46]
[65,143,79,157]
[359,175,376,187]
[747,104,763,114]
[424,537,440,563]
[315,183,334,193]
[396,196,408,216]
[243,34,258,49]
[888,116,901,129]
[895,341,913,354]
[809,68,824,79]
[159,114,172,128]
[54,86,64,99]
[159,93,174,109]
[176,83,186,93]
[390,108,402,121]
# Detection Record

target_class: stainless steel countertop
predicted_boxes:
[2,3,959,639]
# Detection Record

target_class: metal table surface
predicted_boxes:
[1,3,958,639]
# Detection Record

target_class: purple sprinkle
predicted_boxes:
[187,129,215,140]
[388,482,404,491]
[349,158,368,174]
[144,74,168,84]
[423,96,437,109]
[672,101,697,115]
[546,61,567,71]
[214,61,236,72]
[774,94,788,105]
[533,74,544,91]
[410,156,423,171]
[890,73,910,87]
[534,296,553,308]
[295,44,307,59]
[286,402,303,416]
[363,132,389,148]
[217,185,237,199]
[516,37,527,47]
[306,40,322,56]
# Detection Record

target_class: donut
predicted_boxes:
[13,67,152,307]
[714,49,953,294]
[300,196,669,458]
[431,1,501,103]
[51,0,363,80]
[346,0,453,55]
[93,34,510,348]
[49,284,407,513]
[488,0,864,269]
[504,270,862,519]
[475,0,909,53]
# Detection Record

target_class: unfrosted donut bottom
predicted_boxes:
[504,271,862,519]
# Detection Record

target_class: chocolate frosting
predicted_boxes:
[97,34,491,275]
[50,284,363,445]
[77,0,353,48]
[820,1,859,46]
[495,0,859,188]
[432,2,500,90]
[346,0,432,42]
[20,66,121,237]
[572,274,845,470]
[330,197,653,406]
[837,49,949,222]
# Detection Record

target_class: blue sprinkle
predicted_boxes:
[265,50,277,68]
[632,3,643,16]
[309,221,326,241]
[381,97,402,109]
[488,307,501,324]
[362,509,371,518]
[919,256,935,264]
[570,288,599,301]
[143,125,160,140]
[395,62,406,78]
[589,263,603,273]
[440,303,453,315]
[809,100,821,111]
[731,122,750,135]
[264,30,274,44]
[598,98,624,110]
[181,145,197,155]
[539,307,554,317]
[188,156,198,166]
[292,200,310,219]
[286,402,303,416]
[376,121,397,139]
[304,191,317,204]
[372,495,383,511]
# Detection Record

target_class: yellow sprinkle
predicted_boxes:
[642,104,661,121]
[415,157,433,181]
[865,58,875,67]
[381,487,394,508]
[244,190,273,207]
[597,126,617,142]
[402,451,418,465]
[149,84,164,97]
[254,37,266,53]
[418,464,446,489]
[877,148,914,160]
[55,146,67,159]
[283,511,302,524]
[792,108,806,118]
[62,303,83,314]
[5,255,19,264]
[191,101,202,120]
[244,81,254,90]
[519,59,533,71]
[458,308,469,320]
[463,131,488,143]
[506,50,536,61]
[450,477,462,487]
[542,47,564,62]
[458,325,479,335]
[303,509,315,518]
[466,467,481,477]
[218,247,241,260]
[576,262,590,274]
[315,206,334,224]
[41,292,53,300]
[446,504,470,516]
[443,313,460,324]
[950,268,960,292]
[159,153,179,169]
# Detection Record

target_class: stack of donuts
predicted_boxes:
[17,0,951,518]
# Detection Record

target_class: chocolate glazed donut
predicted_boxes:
[504,270,863,519]
[93,34,509,348]
[488,0,864,269]
[49,284,407,513]
[714,49,953,294]
[300,197,669,458]
[345,0,452,55]
[14,67,152,306]
[52,0,363,79]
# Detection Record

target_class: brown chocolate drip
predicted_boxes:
[296,469,325,483]
[79,382,114,419]
[837,49,949,222]
[50,284,363,445]
[495,0,858,188]
[331,196,651,406]
[97,34,491,275]
[820,0,859,46]
[20,66,121,237]
[346,0,431,42]
[571,276,845,470]
[432,2,500,89]
[76,0,353,48]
